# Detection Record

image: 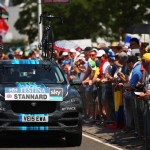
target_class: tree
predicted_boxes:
[13,0,150,43]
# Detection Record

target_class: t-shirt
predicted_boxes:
[102,62,111,74]
[91,67,100,77]
[129,62,142,88]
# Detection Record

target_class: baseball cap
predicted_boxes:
[75,54,85,62]
[62,52,68,56]
[70,48,76,53]
[83,47,92,52]
[142,53,150,61]
[107,49,115,60]
[96,50,106,57]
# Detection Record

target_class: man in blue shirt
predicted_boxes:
[125,56,142,136]
[127,56,142,88]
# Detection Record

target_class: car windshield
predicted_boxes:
[0,64,66,84]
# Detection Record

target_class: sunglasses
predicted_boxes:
[89,54,96,57]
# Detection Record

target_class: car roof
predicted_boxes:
[0,59,58,65]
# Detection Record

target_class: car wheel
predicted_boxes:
[65,128,82,146]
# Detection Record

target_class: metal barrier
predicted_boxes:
[134,94,150,150]
[144,100,150,150]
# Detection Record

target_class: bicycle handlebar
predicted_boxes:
[39,14,63,24]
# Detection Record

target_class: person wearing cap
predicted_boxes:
[95,50,113,124]
[74,54,88,119]
[110,42,123,54]
[138,53,150,149]
[61,52,71,65]
[75,54,86,80]
[82,48,103,121]
[112,52,130,129]
[69,48,77,66]
[138,53,150,98]
[82,48,99,122]
[61,59,71,80]
[61,51,69,59]
[107,50,117,77]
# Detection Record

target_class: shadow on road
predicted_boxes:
[0,135,70,148]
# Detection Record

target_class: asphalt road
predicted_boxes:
[0,134,119,150]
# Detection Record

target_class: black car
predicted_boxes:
[0,59,83,146]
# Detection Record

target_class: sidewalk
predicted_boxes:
[83,122,145,150]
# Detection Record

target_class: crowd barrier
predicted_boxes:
[75,83,150,149]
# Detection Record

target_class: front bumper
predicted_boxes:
[0,110,82,135]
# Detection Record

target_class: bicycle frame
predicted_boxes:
[41,25,54,59]
[39,13,63,60]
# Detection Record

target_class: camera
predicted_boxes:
[135,82,145,91]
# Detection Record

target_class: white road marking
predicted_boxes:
[83,133,124,150]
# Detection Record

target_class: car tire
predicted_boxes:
[65,128,82,146]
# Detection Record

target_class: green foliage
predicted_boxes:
[13,0,150,43]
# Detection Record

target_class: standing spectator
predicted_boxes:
[96,50,112,123]
[113,52,128,129]
[79,47,92,119]
[61,60,71,81]
[82,49,98,122]
[139,53,150,150]
[69,48,77,66]
[124,56,142,136]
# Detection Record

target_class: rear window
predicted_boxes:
[0,64,66,84]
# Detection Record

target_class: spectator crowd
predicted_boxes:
[54,38,150,149]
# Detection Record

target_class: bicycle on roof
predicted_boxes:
[39,12,63,60]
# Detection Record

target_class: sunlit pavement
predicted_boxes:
[83,123,144,150]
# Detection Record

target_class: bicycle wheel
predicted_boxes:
[41,28,54,59]
[45,27,54,53]
[41,31,47,58]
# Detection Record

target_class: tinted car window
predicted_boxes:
[0,64,66,83]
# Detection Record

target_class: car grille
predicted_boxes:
[10,101,57,114]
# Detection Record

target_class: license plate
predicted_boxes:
[20,114,48,122]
